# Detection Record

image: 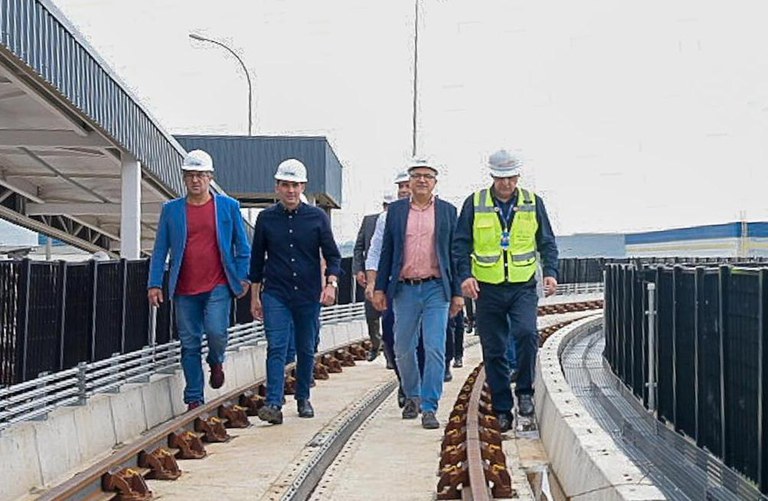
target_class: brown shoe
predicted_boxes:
[209,364,225,389]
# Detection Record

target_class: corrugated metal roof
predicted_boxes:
[174,135,343,208]
[0,0,186,196]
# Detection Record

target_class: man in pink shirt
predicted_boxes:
[373,158,463,430]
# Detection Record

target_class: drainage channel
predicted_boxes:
[263,378,399,500]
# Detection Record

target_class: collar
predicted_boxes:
[278,201,303,214]
[409,194,436,209]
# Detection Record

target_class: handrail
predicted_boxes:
[0,302,366,434]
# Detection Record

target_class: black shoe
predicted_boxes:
[367,350,379,362]
[510,369,519,384]
[397,387,406,408]
[444,369,453,383]
[257,405,283,425]
[496,411,512,433]
[517,394,534,417]
[422,411,439,429]
[402,398,419,419]
[297,399,315,418]
[452,357,463,368]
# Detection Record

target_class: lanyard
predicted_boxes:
[494,197,515,231]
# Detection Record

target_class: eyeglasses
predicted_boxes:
[410,173,436,180]
[183,172,210,180]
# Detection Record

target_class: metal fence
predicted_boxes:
[604,263,767,495]
[559,256,768,284]
[0,301,365,434]
[0,256,357,387]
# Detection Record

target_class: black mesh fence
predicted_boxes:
[124,260,150,353]
[0,262,20,385]
[0,256,359,388]
[62,262,94,368]
[605,262,767,495]
[93,261,124,360]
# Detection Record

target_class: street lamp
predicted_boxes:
[189,33,254,135]
[411,0,420,157]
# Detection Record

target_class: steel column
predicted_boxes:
[120,155,141,259]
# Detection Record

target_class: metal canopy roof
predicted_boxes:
[175,135,344,209]
[0,0,198,255]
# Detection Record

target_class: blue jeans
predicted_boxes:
[392,280,449,413]
[476,281,538,413]
[262,293,320,407]
[175,284,232,404]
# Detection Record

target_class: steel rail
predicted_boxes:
[463,366,493,501]
[36,340,369,501]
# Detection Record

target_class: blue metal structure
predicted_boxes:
[175,135,344,208]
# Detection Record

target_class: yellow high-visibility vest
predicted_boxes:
[471,188,538,284]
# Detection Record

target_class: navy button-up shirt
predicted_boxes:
[249,202,342,304]
[453,187,559,284]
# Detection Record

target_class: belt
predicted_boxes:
[399,276,439,286]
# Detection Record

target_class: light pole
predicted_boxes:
[411,0,420,157]
[189,33,254,135]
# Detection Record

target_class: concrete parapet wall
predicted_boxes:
[2,320,366,500]
[534,315,666,501]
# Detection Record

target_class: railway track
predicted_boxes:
[37,299,603,501]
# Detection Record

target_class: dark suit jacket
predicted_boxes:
[352,213,379,274]
[374,197,461,301]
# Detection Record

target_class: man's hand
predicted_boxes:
[461,278,480,300]
[320,284,337,306]
[250,290,263,321]
[236,280,250,299]
[372,291,387,312]
[543,276,558,297]
[355,271,367,287]
[365,283,375,302]
[449,296,465,318]
[148,287,163,307]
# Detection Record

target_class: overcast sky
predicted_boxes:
[49,0,768,243]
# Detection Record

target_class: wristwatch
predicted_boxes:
[326,280,338,289]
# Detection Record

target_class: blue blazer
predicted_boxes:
[148,194,251,299]
[374,197,461,301]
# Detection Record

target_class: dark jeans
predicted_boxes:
[445,311,464,365]
[364,300,383,351]
[262,293,320,407]
[476,281,538,413]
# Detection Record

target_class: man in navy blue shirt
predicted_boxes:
[452,149,558,432]
[249,158,342,425]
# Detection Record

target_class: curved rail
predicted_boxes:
[437,299,604,500]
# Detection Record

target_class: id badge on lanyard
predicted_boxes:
[500,230,510,250]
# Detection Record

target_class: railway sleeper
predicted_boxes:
[138,448,182,481]
[102,467,152,501]
[195,416,230,443]
[218,403,250,428]
[239,391,266,416]
[168,430,207,459]
[485,462,515,498]
[436,463,468,500]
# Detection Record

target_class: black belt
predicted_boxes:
[399,276,438,285]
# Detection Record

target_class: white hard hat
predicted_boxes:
[393,170,410,184]
[488,149,522,178]
[407,156,438,175]
[182,150,214,172]
[275,158,308,183]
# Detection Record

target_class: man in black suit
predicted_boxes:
[353,195,394,362]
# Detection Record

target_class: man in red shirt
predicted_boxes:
[148,150,251,411]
